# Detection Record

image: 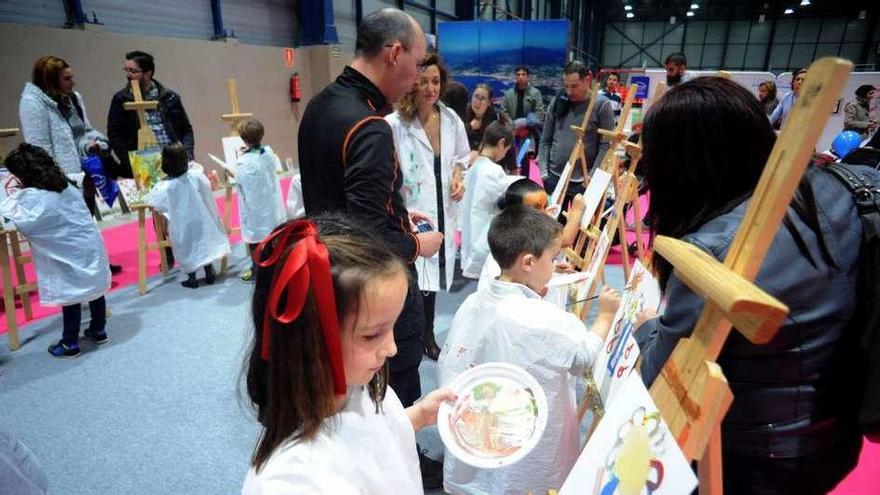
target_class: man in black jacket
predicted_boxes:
[107,50,194,178]
[298,8,442,409]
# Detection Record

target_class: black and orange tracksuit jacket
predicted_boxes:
[298,66,423,374]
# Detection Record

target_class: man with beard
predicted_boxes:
[664,52,692,87]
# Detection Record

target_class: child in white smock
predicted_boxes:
[459,121,520,278]
[147,142,230,288]
[0,143,111,358]
[241,215,455,494]
[438,206,620,494]
[232,120,286,282]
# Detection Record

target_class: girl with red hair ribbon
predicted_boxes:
[242,215,455,493]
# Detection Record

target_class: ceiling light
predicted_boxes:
[784,8,794,14]
[626,12,635,18]
[691,3,700,9]
[624,5,632,11]
[686,11,695,17]
[800,0,810,5]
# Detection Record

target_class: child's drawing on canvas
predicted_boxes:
[592,260,661,404]
[559,376,697,495]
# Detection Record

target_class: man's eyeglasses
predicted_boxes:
[123,68,144,75]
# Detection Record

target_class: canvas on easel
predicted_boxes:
[559,375,698,495]
[591,259,661,404]
[564,84,639,275]
[122,80,172,295]
[216,78,254,273]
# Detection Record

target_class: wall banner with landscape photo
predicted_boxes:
[438,20,570,105]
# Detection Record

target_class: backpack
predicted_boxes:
[825,163,880,432]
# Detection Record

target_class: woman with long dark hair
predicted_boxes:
[635,77,876,494]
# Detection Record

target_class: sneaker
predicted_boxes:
[240,270,254,282]
[48,341,80,359]
[83,328,109,345]
[181,278,199,289]
[204,265,216,285]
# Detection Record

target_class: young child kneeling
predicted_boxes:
[147,143,230,288]
[1,144,111,358]
[233,120,286,282]
[438,205,619,494]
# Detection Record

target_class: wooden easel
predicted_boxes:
[550,85,600,210]
[564,84,638,274]
[0,127,19,157]
[124,80,171,295]
[221,78,253,136]
[615,82,665,275]
[218,78,252,273]
[646,57,852,494]
[0,229,38,351]
[0,127,34,350]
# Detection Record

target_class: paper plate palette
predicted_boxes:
[438,362,548,469]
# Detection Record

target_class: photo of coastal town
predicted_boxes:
[438,20,570,105]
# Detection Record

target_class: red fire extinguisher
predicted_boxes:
[290,71,301,102]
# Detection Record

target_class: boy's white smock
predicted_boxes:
[147,169,230,273]
[386,102,470,291]
[458,156,519,279]
[437,278,603,494]
[285,174,305,220]
[0,186,110,306]
[234,146,286,243]
[241,386,421,495]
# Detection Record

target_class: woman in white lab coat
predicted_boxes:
[233,120,286,281]
[0,144,111,358]
[386,53,469,360]
[147,143,230,288]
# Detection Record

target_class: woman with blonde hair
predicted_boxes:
[386,53,469,360]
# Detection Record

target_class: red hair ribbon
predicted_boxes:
[253,220,347,396]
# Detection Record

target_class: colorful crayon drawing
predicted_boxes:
[559,376,697,495]
[592,259,661,404]
[598,407,665,495]
[128,147,163,201]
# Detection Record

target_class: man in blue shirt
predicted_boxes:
[769,68,806,130]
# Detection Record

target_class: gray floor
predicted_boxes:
[0,244,624,494]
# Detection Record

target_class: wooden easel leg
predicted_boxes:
[9,232,32,320]
[153,212,169,274]
[221,186,234,275]
[699,425,724,495]
[138,208,147,295]
[0,232,20,350]
[617,212,631,281]
[632,184,648,265]
[118,189,131,215]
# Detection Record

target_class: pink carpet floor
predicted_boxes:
[0,178,292,335]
